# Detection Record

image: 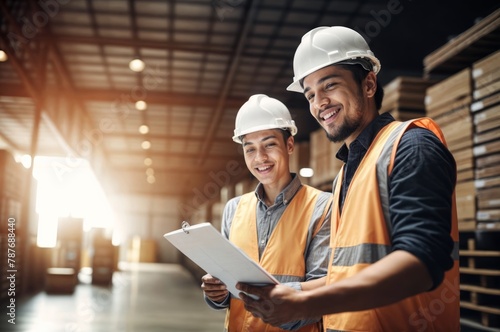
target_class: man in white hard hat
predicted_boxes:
[201,94,332,331]
[237,27,459,331]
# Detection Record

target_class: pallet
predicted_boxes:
[459,242,500,328]
[460,302,500,328]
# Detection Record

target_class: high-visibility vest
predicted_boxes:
[225,185,329,332]
[323,118,460,332]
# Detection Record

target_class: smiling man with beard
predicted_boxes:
[237,27,460,331]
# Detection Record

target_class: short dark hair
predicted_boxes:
[335,63,384,111]
[280,129,292,144]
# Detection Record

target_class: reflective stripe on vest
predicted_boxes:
[324,118,460,332]
[225,185,326,332]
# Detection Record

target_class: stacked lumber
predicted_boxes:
[380,76,435,121]
[423,11,500,329]
[425,68,476,225]
[471,50,500,225]
[423,9,500,77]
[289,141,312,185]
[309,128,343,188]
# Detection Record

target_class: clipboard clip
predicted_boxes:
[181,221,191,234]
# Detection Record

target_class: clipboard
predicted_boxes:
[163,221,278,298]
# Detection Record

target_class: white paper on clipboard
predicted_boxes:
[163,222,278,298]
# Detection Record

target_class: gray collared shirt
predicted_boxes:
[205,174,332,330]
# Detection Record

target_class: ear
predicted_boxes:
[287,136,294,155]
[364,71,377,98]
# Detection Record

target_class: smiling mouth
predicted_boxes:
[321,106,341,121]
[256,165,272,173]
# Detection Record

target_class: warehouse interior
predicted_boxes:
[0,0,499,331]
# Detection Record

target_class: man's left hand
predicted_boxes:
[236,283,304,326]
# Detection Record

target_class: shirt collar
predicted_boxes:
[255,173,302,206]
[336,112,395,163]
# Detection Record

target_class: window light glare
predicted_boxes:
[144,157,153,166]
[135,100,147,111]
[129,58,145,72]
[0,50,7,62]
[299,167,314,178]
[139,125,149,134]
[141,141,151,150]
[21,154,32,168]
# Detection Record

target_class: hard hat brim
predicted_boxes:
[287,58,380,93]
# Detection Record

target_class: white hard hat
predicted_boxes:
[287,26,381,93]
[232,94,298,144]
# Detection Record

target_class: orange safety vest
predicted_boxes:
[324,118,460,332]
[226,185,329,332]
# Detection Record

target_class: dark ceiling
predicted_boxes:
[0,0,498,211]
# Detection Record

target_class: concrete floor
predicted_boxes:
[1,263,225,332]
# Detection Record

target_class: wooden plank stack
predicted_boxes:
[425,68,476,228]
[92,235,115,285]
[472,50,500,225]
[423,10,500,330]
[309,128,343,188]
[289,141,312,185]
[423,9,500,77]
[380,76,435,121]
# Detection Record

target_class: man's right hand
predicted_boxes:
[201,274,229,303]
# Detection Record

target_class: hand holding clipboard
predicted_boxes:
[163,222,278,298]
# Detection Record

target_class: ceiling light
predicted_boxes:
[0,50,7,62]
[299,167,314,178]
[135,100,147,111]
[144,157,152,166]
[146,167,154,176]
[146,175,156,184]
[129,58,145,72]
[139,125,149,134]
[141,141,151,150]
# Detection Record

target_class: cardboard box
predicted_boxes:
[92,266,113,285]
[45,267,76,294]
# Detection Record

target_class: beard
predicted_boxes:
[325,117,361,143]
[324,97,365,143]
